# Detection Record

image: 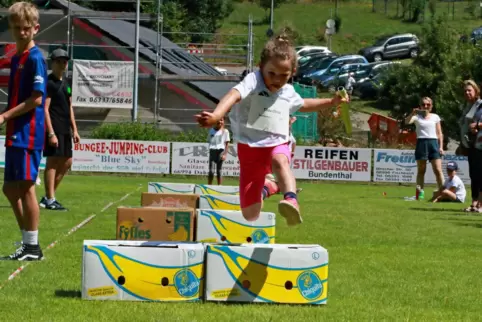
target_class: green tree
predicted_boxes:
[258,0,288,22]
[379,16,481,140]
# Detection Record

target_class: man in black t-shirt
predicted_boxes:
[39,49,80,211]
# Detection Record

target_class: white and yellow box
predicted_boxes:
[194,184,240,196]
[199,194,240,211]
[147,182,195,194]
[82,240,204,302]
[196,210,275,244]
[205,244,328,305]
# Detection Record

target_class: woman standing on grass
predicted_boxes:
[458,80,482,212]
[405,97,444,199]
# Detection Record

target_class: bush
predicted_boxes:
[378,16,481,140]
[90,122,211,143]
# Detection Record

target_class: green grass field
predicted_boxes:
[0,174,481,321]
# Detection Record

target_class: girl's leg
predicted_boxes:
[216,155,224,185]
[430,158,444,190]
[416,160,427,189]
[468,149,479,208]
[208,150,215,185]
[271,144,302,226]
[238,144,270,221]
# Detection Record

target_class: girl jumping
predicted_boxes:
[196,34,347,226]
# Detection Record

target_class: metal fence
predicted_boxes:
[0,1,255,136]
[292,82,319,142]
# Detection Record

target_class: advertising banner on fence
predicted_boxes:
[72,60,134,109]
[291,146,372,182]
[72,139,170,174]
[373,149,470,184]
[171,142,240,176]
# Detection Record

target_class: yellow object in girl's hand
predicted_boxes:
[336,87,352,136]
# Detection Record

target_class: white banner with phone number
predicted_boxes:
[72,60,134,109]
[374,149,470,184]
[0,136,170,174]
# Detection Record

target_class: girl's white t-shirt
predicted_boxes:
[410,113,441,139]
[208,128,230,150]
[229,71,304,147]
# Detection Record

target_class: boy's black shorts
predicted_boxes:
[43,133,73,158]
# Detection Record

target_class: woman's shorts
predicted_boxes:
[415,138,440,161]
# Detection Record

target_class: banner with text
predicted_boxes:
[72,60,134,109]
[373,149,470,184]
[291,146,372,182]
[72,139,170,174]
[171,142,240,176]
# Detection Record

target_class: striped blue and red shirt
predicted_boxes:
[6,45,47,150]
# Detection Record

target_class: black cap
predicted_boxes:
[447,161,458,171]
[50,48,70,61]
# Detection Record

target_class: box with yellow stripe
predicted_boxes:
[199,194,240,210]
[194,184,240,196]
[148,182,195,194]
[196,210,275,244]
[82,240,204,302]
[205,244,328,305]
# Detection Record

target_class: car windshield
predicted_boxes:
[373,38,388,46]
[317,58,335,70]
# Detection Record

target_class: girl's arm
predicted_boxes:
[436,121,444,152]
[405,109,416,125]
[213,89,241,119]
[298,97,340,113]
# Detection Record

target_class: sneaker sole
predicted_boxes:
[278,201,302,226]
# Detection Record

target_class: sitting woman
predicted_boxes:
[431,161,466,203]
[405,97,445,199]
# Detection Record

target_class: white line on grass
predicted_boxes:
[0,184,142,290]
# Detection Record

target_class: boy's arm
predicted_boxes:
[1,91,43,123]
[44,97,54,136]
[222,130,230,159]
[1,56,46,123]
[69,97,80,142]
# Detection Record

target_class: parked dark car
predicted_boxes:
[354,73,387,99]
[358,33,419,62]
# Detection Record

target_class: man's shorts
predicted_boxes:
[4,147,42,182]
[415,138,441,161]
[238,142,291,208]
[43,133,73,158]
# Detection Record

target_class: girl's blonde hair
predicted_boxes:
[421,96,432,105]
[463,79,480,98]
[260,32,297,71]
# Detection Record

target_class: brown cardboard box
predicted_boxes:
[116,207,195,242]
[141,193,199,209]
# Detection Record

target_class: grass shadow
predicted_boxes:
[409,207,463,212]
[55,290,81,298]
[452,222,482,229]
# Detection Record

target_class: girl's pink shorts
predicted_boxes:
[237,142,291,208]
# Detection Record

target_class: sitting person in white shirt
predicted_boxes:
[431,161,466,203]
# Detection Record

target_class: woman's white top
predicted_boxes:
[410,113,441,139]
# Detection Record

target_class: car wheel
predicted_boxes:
[373,53,383,62]
[328,85,336,93]
[409,48,418,58]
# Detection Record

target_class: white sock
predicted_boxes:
[23,231,39,245]
[47,198,55,205]
[21,229,26,242]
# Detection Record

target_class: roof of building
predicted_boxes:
[52,0,238,103]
